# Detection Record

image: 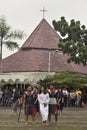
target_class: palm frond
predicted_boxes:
[4,30,25,40]
[10,30,25,39]
[4,41,19,50]
[0,18,11,38]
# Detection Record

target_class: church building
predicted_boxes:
[0,18,87,85]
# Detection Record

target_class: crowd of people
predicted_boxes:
[0,84,85,126]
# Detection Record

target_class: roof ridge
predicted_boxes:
[21,19,46,49]
[27,19,44,47]
[21,18,60,49]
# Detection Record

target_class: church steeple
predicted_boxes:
[21,18,60,50]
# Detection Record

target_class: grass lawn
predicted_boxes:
[0,106,87,130]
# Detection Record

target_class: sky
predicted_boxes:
[0,0,87,59]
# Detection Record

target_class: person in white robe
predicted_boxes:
[38,86,50,126]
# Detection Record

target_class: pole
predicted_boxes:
[17,103,23,123]
[0,37,2,73]
[48,49,59,72]
[48,50,51,72]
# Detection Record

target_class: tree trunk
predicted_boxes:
[0,38,2,73]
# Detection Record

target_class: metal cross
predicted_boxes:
[40,7,47,18]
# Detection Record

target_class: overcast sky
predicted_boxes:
[0,0,87,58]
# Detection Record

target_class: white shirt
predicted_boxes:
[38,92,50,104]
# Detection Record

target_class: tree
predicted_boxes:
[52,17,87,66]
[0,16,25,73]
[38,71,87,89]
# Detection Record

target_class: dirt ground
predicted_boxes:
[0,106,87,130]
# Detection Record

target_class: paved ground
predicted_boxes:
[0,106,87,130]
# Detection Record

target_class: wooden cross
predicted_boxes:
[40,7,47,18]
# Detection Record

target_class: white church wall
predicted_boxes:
[0,72,55,85]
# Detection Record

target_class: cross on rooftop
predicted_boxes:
[40,7,48,18]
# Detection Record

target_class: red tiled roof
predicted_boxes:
[22,18,60,49]
[1,49,70,72]
[2,49,87,74]
[2,19,87,74]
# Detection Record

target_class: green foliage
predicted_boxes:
[38,71,87,89]
[0,16,25,50]
[53,17,87,66]
[0,16,25,72]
